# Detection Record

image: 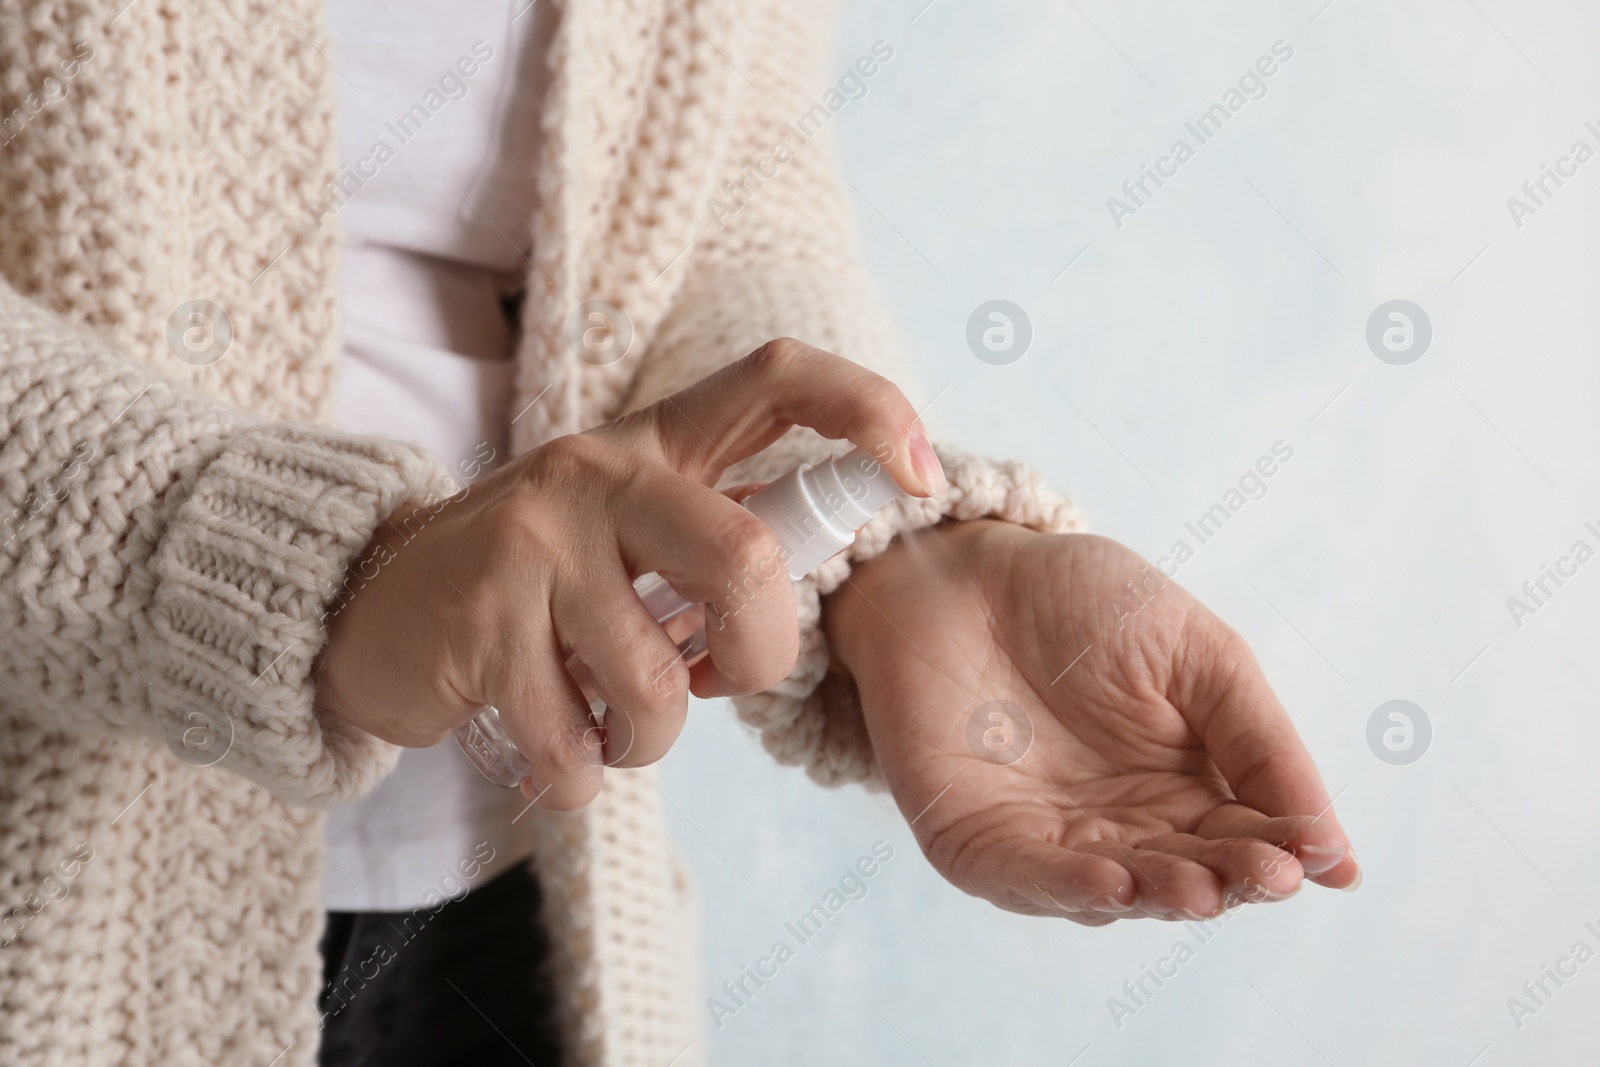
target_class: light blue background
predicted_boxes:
[660,2,1600,1064]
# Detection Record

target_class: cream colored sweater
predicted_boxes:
[0,1,1083,1064]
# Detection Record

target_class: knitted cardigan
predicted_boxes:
[0,1,1083,1064]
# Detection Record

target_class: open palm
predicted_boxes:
[826,521,1359,925]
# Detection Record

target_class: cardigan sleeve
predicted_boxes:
[620,0,1087,787]
[0,278,455,806]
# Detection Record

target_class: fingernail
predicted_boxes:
[1297,844,1348,876]
[1339,866,1363,893]
[909,433,946,497]
[1087,894,1136,913]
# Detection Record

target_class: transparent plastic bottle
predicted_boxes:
[454,446,907,787]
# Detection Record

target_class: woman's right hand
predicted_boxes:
[313,339,944,808]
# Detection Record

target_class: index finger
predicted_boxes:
[624,337,944,498]
[1181,635,1361,890]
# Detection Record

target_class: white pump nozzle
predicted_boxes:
[743,446,904,579]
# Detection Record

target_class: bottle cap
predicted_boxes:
[744,447,905,580]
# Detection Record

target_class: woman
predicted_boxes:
[0,1,1359,1065]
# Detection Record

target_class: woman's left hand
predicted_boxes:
[824,520,1360,926]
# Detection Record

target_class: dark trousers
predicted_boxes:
[317,863,563,1067]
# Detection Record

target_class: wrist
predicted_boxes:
[326,498,444,622]
[819,520,948,666]
[315,496,453,731]
[821,531,922,664]
[822,519,1025,666]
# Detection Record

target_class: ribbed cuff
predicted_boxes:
[148,422,454,806]
[731,438,1087,787]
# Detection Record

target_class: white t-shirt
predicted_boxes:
[328,0,548,267]
[322,0,552,913]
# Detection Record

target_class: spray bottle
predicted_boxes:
[454,446,907,787]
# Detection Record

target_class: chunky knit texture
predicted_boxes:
[0,1,1085,1065]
